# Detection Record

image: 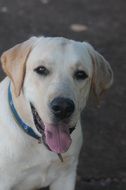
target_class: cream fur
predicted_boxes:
[0,36,113,190]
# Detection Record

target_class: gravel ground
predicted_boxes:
[0,0,126,189]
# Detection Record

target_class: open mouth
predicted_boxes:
[30,103,75,154]
[30,103,51,151]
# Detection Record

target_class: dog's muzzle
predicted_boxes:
[30,101,75,154]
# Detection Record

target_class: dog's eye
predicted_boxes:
[74,70,88,80]
[34,66,49,76]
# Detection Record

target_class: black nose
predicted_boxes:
[50,97,75,120]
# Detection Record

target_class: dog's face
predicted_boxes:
[1,37,113,154]
[24,38,93,127]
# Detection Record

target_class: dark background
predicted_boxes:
[0,0,126,189]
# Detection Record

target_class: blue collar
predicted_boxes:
[8,83,41,142]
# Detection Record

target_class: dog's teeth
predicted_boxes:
[57,154,64,162]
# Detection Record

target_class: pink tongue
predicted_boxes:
[44,124,72,153]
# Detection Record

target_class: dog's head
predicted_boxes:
[1,36,113,153]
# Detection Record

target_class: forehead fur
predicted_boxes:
[33,36,88,53]
[27,37,93,75]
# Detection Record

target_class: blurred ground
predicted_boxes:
[0,0,126,189]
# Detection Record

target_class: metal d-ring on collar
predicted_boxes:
[8,83,41,141]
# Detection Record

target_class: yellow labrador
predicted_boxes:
[0,36,113,190]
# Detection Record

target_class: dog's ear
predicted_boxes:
[1,37,37,97]
[84,42,113,99]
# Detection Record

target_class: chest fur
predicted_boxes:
[5,144,76,189]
